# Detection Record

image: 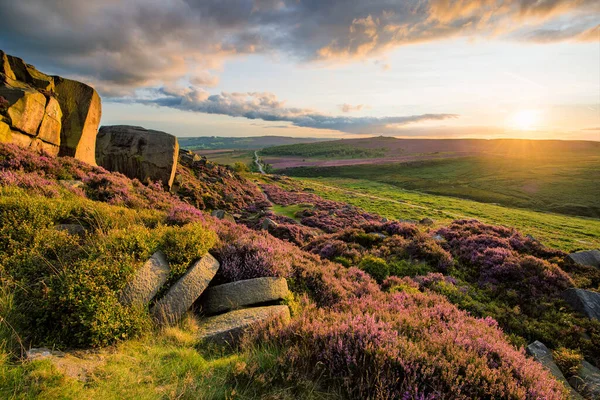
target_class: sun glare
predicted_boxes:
[508,109,541,131]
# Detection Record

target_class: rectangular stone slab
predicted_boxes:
[152,253,219,325]
[197,305,290,346]
[200,277,289,315]
[120,251,170,307]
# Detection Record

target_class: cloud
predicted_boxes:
[339,103,366,113]
[124,89,457,134]
[0,0,597,96]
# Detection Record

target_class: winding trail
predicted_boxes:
[254,151,266,174]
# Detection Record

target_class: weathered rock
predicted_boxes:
[120,251,170,307]
[179,149,200,164]
[526,341,583,399]
[96,125,179,189]
[26,347,65,361]
[0,86,46,136]
[152,253,219,325]
[562,288,600,321]
[197,305,290,346]
[54,224,87,237]
[37,96,62,146]
[261,217,278,231]
[569,360,600,399]
[1,51,54,91]
[419,217,434,226]
[200,277,289,315]
[59,180,84,190]
[211,210,235,222]
[568,250,600,269]
[54,76,101,164]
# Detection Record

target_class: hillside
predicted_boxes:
[1,53,599,400]
[3,142,599,398]
[178,136,329,151]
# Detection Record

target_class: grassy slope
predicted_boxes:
[1,316,335,400]
[293,177,600,252]
[261,141,386,160]
[283,155,600,219]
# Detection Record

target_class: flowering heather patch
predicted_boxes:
[166,203,206,226]
[0,170,60,197]
[259,290,568,399]
[436,219,572,298]
[176,160,269,213]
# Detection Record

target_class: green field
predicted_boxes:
[261,141,386,159]
[284,155,600,219]
[292,177,600,252]
[201,150,255,166]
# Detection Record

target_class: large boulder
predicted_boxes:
[526,341,583,399]
[152,253,219,325]
[54,77,101,164]
[200,277,289,315]
[569,360,600,399]
[568,250,600,269]
[0,51,101,162]
[197,305,290,346]
[562,288,600,321]
[120,251,170,307]
[96,125,179,189]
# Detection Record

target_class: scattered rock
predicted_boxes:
[372,232,387,239]
[200,277,289,315]
[562,288,600,321]
[432,234,445,242]
[54,77,101,164]
[59,180,84,190]
[211,210,235,222]
[120,251,170,307]
[179,149,200,164]
[569,360,600,400]
[526,341,583,399]
[419,217,434,226]
[26,347,65,361]
[568,250,600,269]
[54,224,87,237]
[96,125,179,189]
[197,305,290,346]
[261,217,278,231]
[152,253,219,325]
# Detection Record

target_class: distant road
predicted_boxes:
[254,151,265,174]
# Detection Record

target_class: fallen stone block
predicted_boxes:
[526,341,583,400]
[568,250,600,269]
[120,251,170,307]
[152,253,219,325]
[197,305,290,346]
[96,125,179,188]
[200,277,289,315]
[569,360,600,400]
[562,288,600,321]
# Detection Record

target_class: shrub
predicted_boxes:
[389,259,432,277]
[159,222,218,277]
[553,347,582,377]
[358,255,389,283]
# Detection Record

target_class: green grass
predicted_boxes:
[261,142,386,159]
[283,155,600,219]
[293,177,600,252]
[0,316,337,400]
[203,150,254,166]
[271,204,308,221]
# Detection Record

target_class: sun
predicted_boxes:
[508,109,541,131]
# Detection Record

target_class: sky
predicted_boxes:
[1,0,599,140]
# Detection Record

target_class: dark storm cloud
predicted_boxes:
[1,0,597,95]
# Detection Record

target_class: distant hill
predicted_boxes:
[262,136,600,161]
[178,135,330,150]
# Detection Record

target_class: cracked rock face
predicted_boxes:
[96,125,179,189]
[0,50,101,163]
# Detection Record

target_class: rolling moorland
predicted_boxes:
[1,52,600,399]
[265,137,600,219]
